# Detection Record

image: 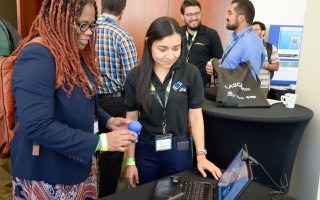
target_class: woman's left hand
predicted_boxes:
[197,156,222,180]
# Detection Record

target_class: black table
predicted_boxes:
[202,97,313,187]
[102,169,296,200]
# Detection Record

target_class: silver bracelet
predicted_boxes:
[196,149,207,155]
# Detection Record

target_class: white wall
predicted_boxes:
[251,0,306,41]
[251,0,320,199]
[287,0,320,198]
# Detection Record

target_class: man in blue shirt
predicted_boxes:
[206,0,265,80]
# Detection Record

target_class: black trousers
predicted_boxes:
[98,95,126,198]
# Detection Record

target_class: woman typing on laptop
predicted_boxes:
[124,16,222,188]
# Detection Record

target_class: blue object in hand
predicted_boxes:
[128,120,142,141]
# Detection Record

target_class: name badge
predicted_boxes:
[155,134,172,151]
[93,117,99,134]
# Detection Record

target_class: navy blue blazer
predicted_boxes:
[11,43,110,184]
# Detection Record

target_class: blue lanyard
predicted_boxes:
[150,71,175,135]
[221,28,253,63]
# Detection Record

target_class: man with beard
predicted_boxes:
[180,0,223,87]
[206,0,265,81]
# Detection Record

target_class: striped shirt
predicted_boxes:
[259,42,280,89]
[95,15,138,94]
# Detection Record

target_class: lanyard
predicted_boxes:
[221,28,253,64]
[185,31,197,63]
[150,71,175,135]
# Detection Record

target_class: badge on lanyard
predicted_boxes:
[155,134,172,151]
[93,116,99,134]
[151,71,175,152]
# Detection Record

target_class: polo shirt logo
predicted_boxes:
[179,87,187,92]
[173,81,187,92]
[173,81,183,91]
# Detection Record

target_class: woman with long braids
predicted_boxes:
[10,0,136,199]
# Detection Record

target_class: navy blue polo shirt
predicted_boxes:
[125,59,203,136]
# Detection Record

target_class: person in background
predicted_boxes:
[0,17,22,62]
[95,0,138,197]
[10,0,136,199]
[125,16,222,188]
[206,0,265,82]
[0,19,10,61]
[252,21,280,97]
[180,0,223,87]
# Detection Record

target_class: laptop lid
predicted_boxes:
[217,144,253,200]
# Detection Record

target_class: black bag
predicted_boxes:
[214,61,270,108]
[265,42,274,79]
[204,86,217,101]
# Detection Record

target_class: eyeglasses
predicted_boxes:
[184,11,201,18]
[76,22,98,32]
[253,28,261,32]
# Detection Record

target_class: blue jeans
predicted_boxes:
[136,134,193,185]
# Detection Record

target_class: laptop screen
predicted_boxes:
[217,144,253,200]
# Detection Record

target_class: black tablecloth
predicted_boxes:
[102,169,296,200]
[202,98,312,123]
[202,98,313,187]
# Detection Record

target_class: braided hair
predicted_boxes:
[13,0,99,98]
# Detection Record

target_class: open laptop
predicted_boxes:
[152,144,254,200]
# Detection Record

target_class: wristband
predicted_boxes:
[126,157,136,166]
[101,134,108,152]
[99,135,103,152]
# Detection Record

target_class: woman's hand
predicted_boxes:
[126,165,139,188]
[197,156,222,180]
[105,130,136,152]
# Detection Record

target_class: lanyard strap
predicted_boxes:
[185,31,197,63]
[221,28,253,64]
[150,71,175,135]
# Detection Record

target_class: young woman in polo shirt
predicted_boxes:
[125,16,222,187]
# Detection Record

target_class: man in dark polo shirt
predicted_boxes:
[180,0,223,87]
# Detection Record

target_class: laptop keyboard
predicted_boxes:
[174,180,214,200]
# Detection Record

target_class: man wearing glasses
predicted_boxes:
[180,0,223,87]
[95,0,138,197]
